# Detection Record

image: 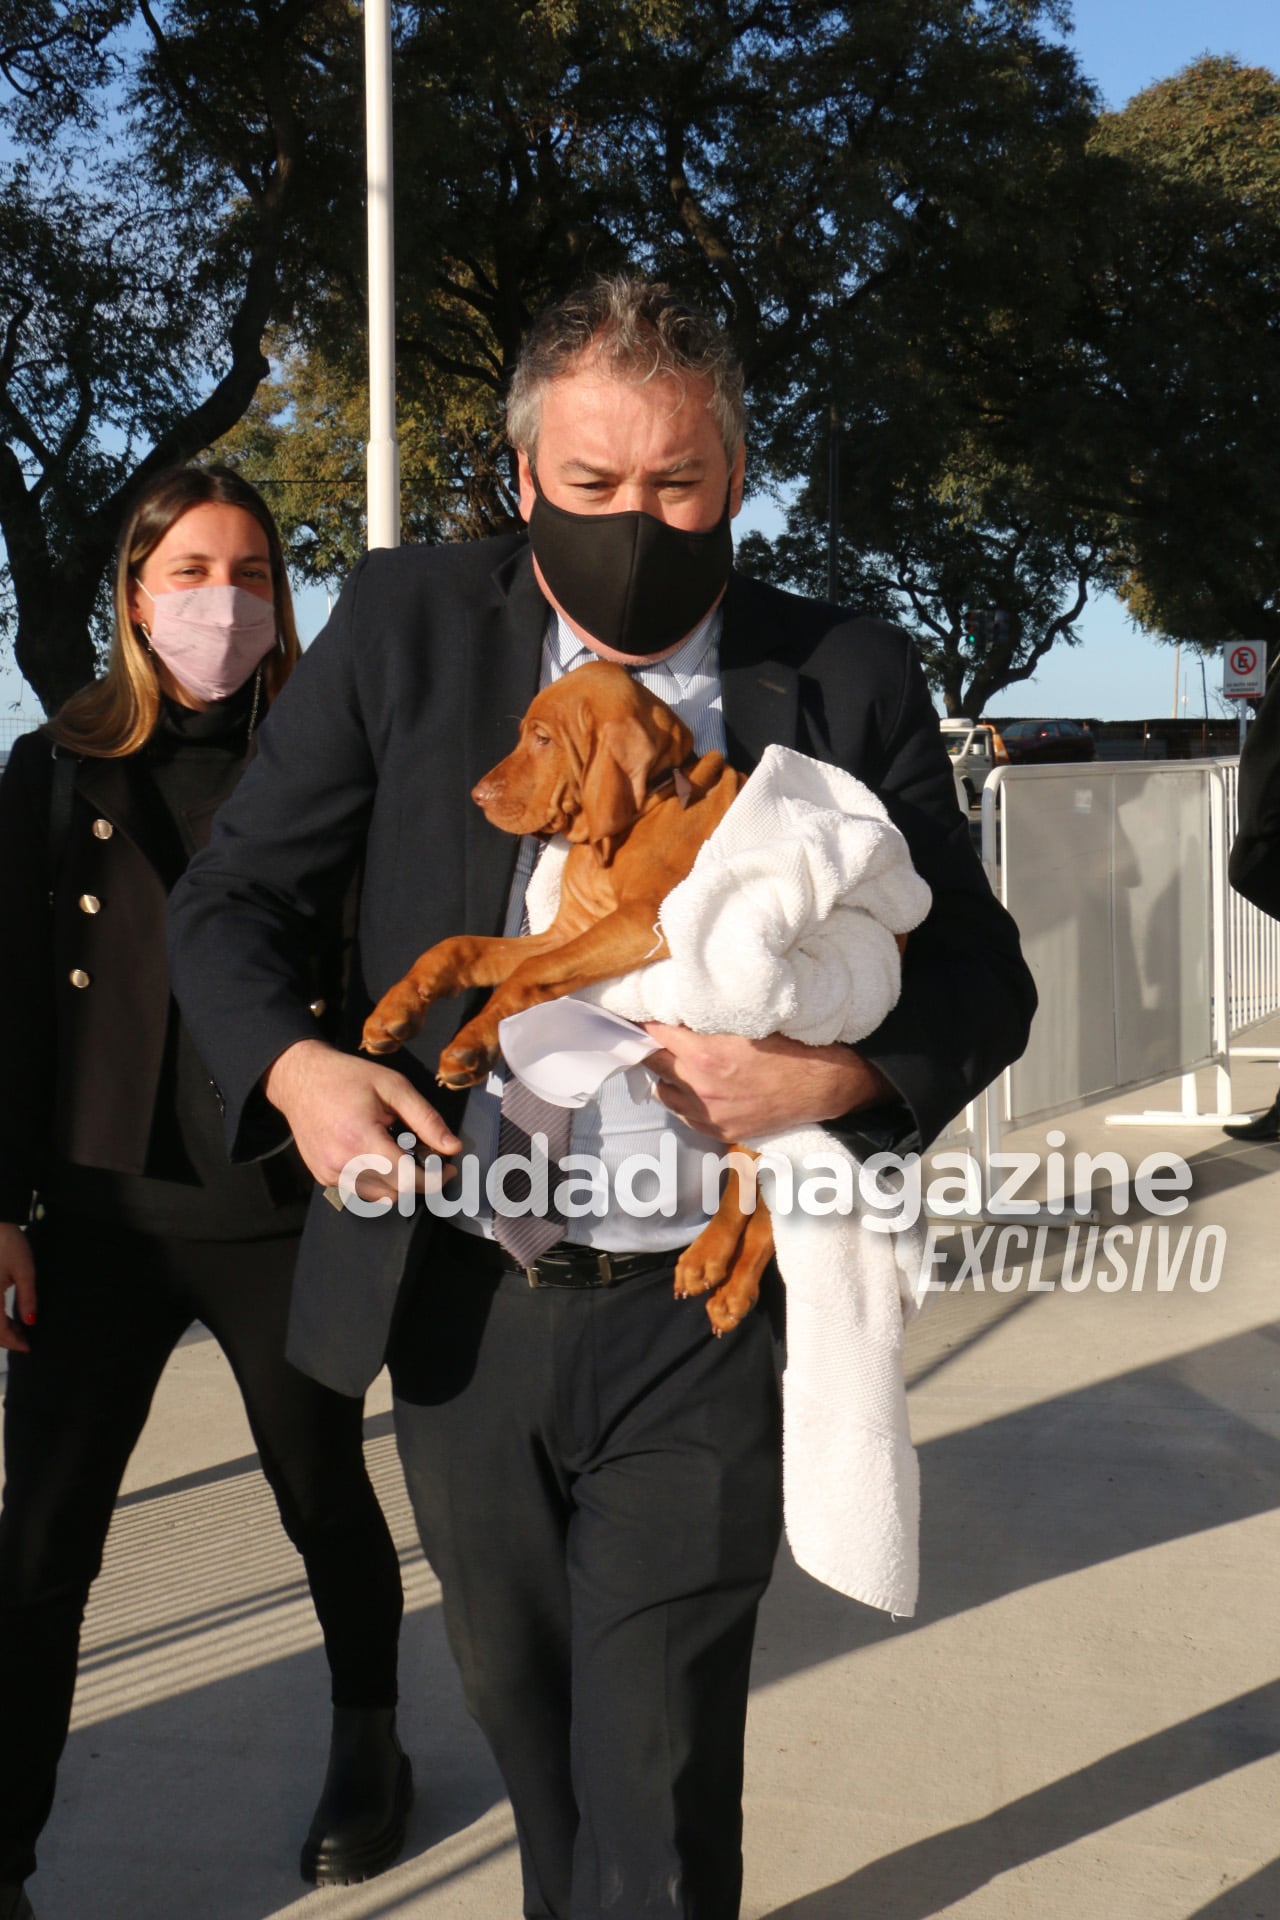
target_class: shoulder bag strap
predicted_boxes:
[46,743,79,903]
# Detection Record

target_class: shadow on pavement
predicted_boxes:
[762,1682,1280,1919]
[755,1318,1280,1684]
[33,1418,506,1920]
[1187,1856,1280,1918]
[29,1308,1280,1914]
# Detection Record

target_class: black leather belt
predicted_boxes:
[442,1224,684,1290]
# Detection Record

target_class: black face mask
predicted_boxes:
[527,471,734,656]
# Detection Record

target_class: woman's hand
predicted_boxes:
[0,1221,37,1355]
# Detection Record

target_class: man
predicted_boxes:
[1224,664,1280,1140]
[169,277,1036,1919]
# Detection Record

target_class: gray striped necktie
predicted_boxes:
[490,822,587,1264]
[492,1072,572,1265]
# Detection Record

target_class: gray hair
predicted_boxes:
[505,275,746,462]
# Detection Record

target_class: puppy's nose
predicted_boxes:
[471,776,497,808]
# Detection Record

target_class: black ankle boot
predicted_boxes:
[299,1707,413,1886]
[1223,1097,1280,1141]
[0,1885,35,1920]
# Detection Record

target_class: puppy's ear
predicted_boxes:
[577,716,657,865]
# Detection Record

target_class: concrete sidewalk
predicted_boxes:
[4,1058,1279,1920]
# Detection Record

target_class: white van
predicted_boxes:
[939,719,1007,807]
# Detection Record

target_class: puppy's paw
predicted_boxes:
[675,1209,750,1299]
[362,987,426,1055]
[674,1245,731,1300]
[436,1041,493,1090]
[361,1032,402,1056]
[705,1277,759,1337]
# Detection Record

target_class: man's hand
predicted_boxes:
[264,1038,462,1204]
[642,1026,891,1142]
[1,1221,36,1355]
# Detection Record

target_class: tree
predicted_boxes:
[728,2,1110,715]
[1,0,1121,707]
[739,59,1280,711]
[0,2,132,132]
[740,498,1102,720]
[230,0,1099,589]
[221,335,520,582]
[225,0,672,572]
[0,0,353,713]
[1088,58,1280,652]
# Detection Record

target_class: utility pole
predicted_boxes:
[365,0,400,549]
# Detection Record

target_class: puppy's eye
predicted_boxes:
[530,729,552,748]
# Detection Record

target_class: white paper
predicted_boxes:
[498,999,659,1108]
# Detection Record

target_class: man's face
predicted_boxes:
[517,363,746,663]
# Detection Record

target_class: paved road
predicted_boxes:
[3,1054,1279,1919]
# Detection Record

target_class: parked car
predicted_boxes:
[1000,718,1097,766]
[939,719,1008,806]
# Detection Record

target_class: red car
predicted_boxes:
[1000,718,1097,766]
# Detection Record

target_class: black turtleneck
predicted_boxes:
[145,679,259,853]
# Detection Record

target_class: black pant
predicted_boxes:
[0,1212,404,1886]
[392,1228,784,1920]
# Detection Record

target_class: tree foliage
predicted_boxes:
[230,0,1097,594]
[0,0,353,712]
[749,51,1280,710]
[727,1,1106,714]
[1089,58,1280,650]
[2,7,1278,720]
[0,1,132,133]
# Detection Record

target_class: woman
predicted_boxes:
[0,467,408,1920]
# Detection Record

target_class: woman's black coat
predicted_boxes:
[0,731,329,1225]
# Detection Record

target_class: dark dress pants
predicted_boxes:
[0,1211,404,1886]
[391,1228,784,1920]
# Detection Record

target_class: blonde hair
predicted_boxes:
[48,465,301,759]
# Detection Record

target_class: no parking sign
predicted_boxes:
[1223,642,1267,698]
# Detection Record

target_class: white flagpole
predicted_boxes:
[365,0,400,548]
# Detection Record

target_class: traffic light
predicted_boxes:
[964,608,1018,648]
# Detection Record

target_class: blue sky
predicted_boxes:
[4,2,1279,724]
[1063,0,1279,111]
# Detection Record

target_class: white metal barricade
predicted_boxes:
[1218,758,1280,1091]
[918,754,1280,1222]
[977,759,1263,1150]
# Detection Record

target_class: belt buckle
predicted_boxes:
[525,1250,614,1289]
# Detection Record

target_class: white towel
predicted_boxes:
[527,743,933,1044]
[524,744,933,1615]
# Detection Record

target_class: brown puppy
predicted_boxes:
[361,660,774,1331]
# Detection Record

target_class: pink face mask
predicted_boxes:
[138,581,278,702]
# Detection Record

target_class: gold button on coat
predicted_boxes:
[91,818,113,840]
[69,968,91,989]
[78,894,101,915]
[309,998,327,1017]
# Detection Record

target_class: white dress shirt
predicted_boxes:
[455,604,732,1250]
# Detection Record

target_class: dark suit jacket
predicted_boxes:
[168,535,1037,1393]
[1230,669,1280,917]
